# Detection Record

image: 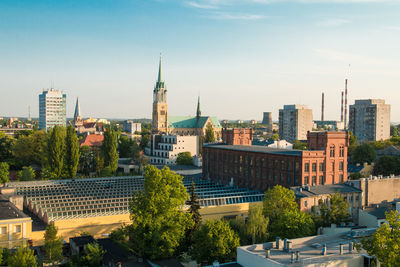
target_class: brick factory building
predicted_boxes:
[221,128,253,145]
[203,131,349,192]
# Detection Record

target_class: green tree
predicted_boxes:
[18,166,35,181]
[185,182,201,248]
[191,220,240,265]
[246,204,269,244]
[128,165,193,259]
[176,152,193,165]
[94,147,104,176]
[79,146,93,176]
[204,124,216,143]
[43,222,63,265]
[64,125,80,178]
[348,131,358,155]
[102,127,118,174]
[0,133,16,165]
[327,193,350,225]
[8,246,37,267]
[349,172,364,180]
[293,140,307,150]
[263,185,315,238]
[373,156,400,176]
[269,134,279,141]
[139,134,150,151]
[47,126,65,178]
[0,162,9,185]
[229,217,248,245]
[118,135,140,160]
[360,210,400,266]
[352,143,376,164]
[12,131,48,168]
[391,125,399,137]
[80,242,105,267]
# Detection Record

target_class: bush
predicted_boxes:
[176,152,193,165]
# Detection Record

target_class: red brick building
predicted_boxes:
[203,131,349,192]
[222,128,253,145]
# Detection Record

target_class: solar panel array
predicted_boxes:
[10,176,263,221]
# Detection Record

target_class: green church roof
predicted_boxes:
[168,116,221,129]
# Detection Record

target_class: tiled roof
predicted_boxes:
[291,184,362,198]
[204,144,303,156]
[80,134,104,147]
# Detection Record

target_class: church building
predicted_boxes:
[152,56,222,139]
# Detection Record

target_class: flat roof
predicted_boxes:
[291,184,362,198]
[204,144,303,156]
[238,231,368,266]
[0,196,29,220]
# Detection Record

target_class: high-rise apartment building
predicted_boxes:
[39,89,66,131]
[279,105,313,142]
[349,99,390,142]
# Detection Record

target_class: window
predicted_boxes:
[339,145,345,157]
[339,174,344,183]
[319,163,324,172]
[280,173,284,183]
[312,176,317,185]
[14,225,21,233]
[332,162,335,171]
[305,163,310,172]
[339,162,344,171]
[312,163,317,172]
[330,145,335,157]
[0,227,6,234]
[304,200,308,208]
[304,176,309,185]
[281,161,285,171]
[319,175,324,185]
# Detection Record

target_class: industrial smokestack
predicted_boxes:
[341,91,344,122]
[321,92,325,121]
[344,79,348,129]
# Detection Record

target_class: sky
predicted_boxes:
[1,0,400,122]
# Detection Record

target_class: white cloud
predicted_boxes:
[186,1,219,9]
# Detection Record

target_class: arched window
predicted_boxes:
[330,145,335,157]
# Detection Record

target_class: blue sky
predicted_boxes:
[1,0,400,121]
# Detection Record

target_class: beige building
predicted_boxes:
[279,105,313,142]
[349,99,390,142]
[145,134,199,165]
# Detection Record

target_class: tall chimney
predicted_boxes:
[321,92,325,121]
[344,79,348,129]
[341,91,344,122]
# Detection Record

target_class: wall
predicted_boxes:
[0,218,32,249]
[358,209,381,228]
[355,177,400,207]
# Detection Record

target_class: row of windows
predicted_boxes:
[304,161,344,172]
[329,145,345,157]
[0,225,21,234]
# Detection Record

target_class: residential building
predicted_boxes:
[123,121,141,134]
[203,131,349,192]
[359,206,390,228]
[349,99,390,142]
[0,188,32,249]
[279,105,313,142]
[313,120,344,131]
[79,134,104,147]
[266,140,293,149]
[237,231,372,267]
[291,184,362,221]
[222,128,253,146]
[38,88,66,130]
[145,134,199,165]
[151,57,222,138]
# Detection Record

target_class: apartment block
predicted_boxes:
[279,105,313,142]
[38,88,66,131]
[349,99,390,142]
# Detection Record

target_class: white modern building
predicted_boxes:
[145,134,199,165]
[123,121,142,134]
[38,88,66,131]
[349,99,391,142]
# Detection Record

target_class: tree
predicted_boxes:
[47,126,65,178]
[0,162,9,185]
[269,134,279,141]
[348,131,358,155]
[139,134,150,151]
[80,242,105,267]
[184,182,201,248]
[64,125,80,178]
[191,220,240,265]
[118,135,140,160]
[43,222,63,265]
[229,217,248,245]
[94,147,104,176]
[263,185,298,221]
[176,152,193,165]
[263,185,315,239]
[391,125,399,137]
[8,246,37,267]
[360,210,400,266]
[18,166,35,181]
[0,133,16,165]
[79,146,93,176]
[349,172,364,180]
[352,143,376,164]
[246,204,269,244]
[12,130,47,168]
[102,127,118,174]
[373,156,400,176]
[293,140,307,150]
[204,124,216,143]
[327,193,350,225]
[128,165,193,259]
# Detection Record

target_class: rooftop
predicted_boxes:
[364,206,391,219]
[70,235,96,246]
[0,195,29,220]
[291,184,362,198]
[79,134,104,147]
[204,144,303,156]
[238,231,369,266]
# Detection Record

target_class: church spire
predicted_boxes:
[155,54,165,90]
[196,96,201,118]
[74,97,81,119]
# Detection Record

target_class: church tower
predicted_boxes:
[152,55,168,133]
[73,97,83,127]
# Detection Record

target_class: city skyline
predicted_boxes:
[1,0,400,121]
